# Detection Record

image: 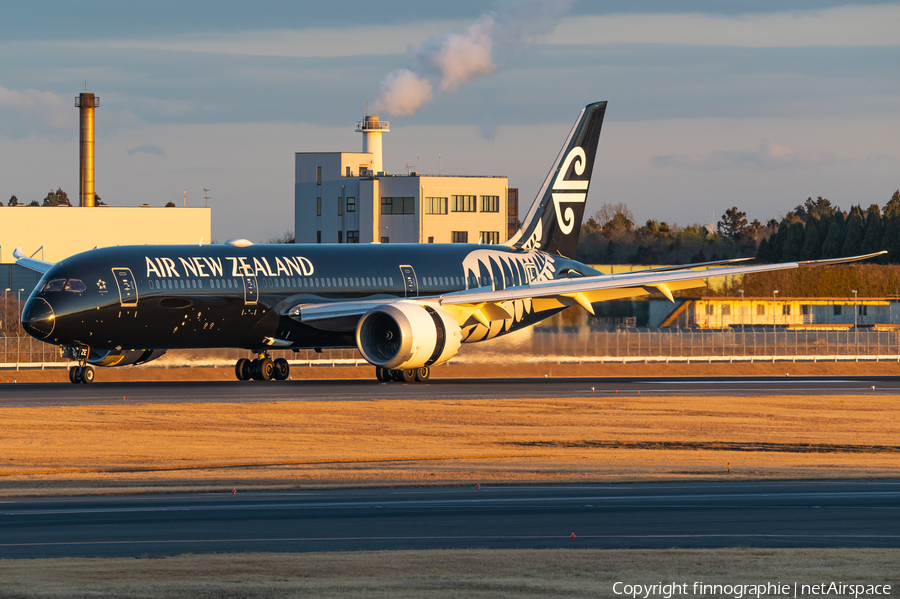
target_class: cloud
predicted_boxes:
[372,0,576,116]
[652,140,844,171]
[371,69,433,116]
[865,154,898,164]
[0,84,72,137]
[548,4,900,48]
[126,144,166,157]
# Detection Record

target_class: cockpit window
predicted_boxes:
[64,279,86,292]
[42,279,66,292]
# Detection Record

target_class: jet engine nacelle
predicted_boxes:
[88,349,167,368]
[356,301,462,370]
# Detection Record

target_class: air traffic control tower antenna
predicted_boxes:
[75,91,99,207]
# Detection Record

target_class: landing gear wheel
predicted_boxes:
[400,369,416,383]
[414,367,430,382]
[81,366,95,384]
[235,358,251,381]
[390,369,402,382]
[69,366,80,384]
[273,358,290,380]
[257,357,274,381]
[375,367,390,382]
[249,359,262,381]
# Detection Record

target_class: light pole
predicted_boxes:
[737,289,744,333]
[851,289,858,354]
[16,288,23,367]
[773,290,779,357]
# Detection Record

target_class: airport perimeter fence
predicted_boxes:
[3,327,900,369]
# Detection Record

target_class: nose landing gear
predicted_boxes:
[68,365,94,384]
[235,353,290,381]
[67,346,94,384]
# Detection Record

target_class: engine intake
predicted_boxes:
[356,301,461,370]
[88,349,167,367]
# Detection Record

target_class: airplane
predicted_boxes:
[15,101,885,384]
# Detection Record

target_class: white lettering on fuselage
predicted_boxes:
[145,255,314,278]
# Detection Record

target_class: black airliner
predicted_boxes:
[16,101,884,383]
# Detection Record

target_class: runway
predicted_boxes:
[1,480,898,558]
[1,375,899,407]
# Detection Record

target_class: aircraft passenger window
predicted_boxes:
[365,277,370,286]
[192,280,197,289]
[377,277,382,286]
[198,280,203,288]
[389,277,393,286]
[226,279,232,289]
[179,280,184,289]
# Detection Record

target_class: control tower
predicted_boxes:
[75,92,99,207]
[355,115,389,174]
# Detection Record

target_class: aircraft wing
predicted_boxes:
[293,251,885,330]
[13,248,55,274]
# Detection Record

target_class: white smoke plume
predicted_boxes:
[372,69,434,116]
[372,0,576,116]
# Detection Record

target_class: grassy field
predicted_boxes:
[1,393,897,496]
[1,548,897,598]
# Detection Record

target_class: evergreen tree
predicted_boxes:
[883,190,900,220]
[841,206,866,257]
[880,218,900,264]
[7,195,16,206]
[861,204,884,254]
[800,219,820,259]
[821,220,843,259]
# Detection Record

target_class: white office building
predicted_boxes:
[295,116,516,245]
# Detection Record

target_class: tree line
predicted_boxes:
[577,190,900,266]
[4,189,110,207]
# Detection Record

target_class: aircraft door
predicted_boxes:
[399,265,418,298]
[111,268,138,306]
[242,274,258,305]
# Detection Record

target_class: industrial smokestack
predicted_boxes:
[75,92,99,207]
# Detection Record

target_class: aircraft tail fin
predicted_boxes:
[505,101,607,258]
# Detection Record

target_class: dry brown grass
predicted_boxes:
[0,548,897,598]
[1,393,898,496]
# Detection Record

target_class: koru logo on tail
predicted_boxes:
[551,147,588,235]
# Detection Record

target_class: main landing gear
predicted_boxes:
[68,364,94,384]
[375,366,430,383]
[234,352,290,382]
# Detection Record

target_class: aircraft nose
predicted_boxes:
[22,297,55,339]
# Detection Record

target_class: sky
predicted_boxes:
[0,0,897,243]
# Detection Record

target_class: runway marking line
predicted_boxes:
[2,534,900,548]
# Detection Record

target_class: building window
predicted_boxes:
[757,304,766,316]
[345,166,351,177]
[316,197,321,216]
[859,305,868,316]
[316,166,321,185]
[381,197,415,214]
[802,305,811,315]
[706,304,714,316]
[316,231,321,244]
[347,231,359,243]
[834,305,842,316]
[480,231,500,244]
[338,231,342,243]
[481,195,500,212]
[347,197,356,212]
[721,305,731,316]
[338,197,343,216]
[452,195,476,212]
[425,197,448,214]
[451,231,468,243]
[381,236,389,243]
[782,305,791,316]
[427,236,434,243]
